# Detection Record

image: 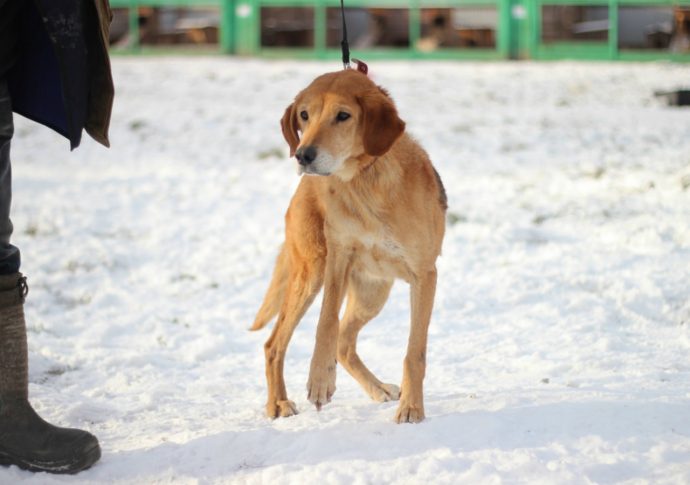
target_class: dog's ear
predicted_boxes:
[280,103,300,157]
[358,88,406,157]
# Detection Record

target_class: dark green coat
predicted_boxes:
[5,0,114,149]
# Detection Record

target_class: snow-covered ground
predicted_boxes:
[4,58,690,484]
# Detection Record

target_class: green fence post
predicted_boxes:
[527,0,540,59]
[128,1,140,51]
[409,0,421,56]
[315,0,326,59]
[220,0,236,53]
[608,0,618,59]
[499,0,513,58]
[234,0,259,55]
[506,0,529,59]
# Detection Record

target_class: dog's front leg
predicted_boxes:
[307,244,350,410]
[395,267,437,423]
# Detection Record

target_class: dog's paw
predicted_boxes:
[307,362,336,410]
[394,400,425,424]
[266,399,298,419]
[369,383,401,403]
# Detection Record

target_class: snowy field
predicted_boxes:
[3,58,690,484]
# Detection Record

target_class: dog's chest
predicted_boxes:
[332,218,411,281]
[354,234,410,281]
[324,185,416,280]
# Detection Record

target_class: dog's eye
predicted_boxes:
[300,111,308,121]
[336,111,351,122]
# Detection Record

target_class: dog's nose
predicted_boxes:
[296,146,317,166]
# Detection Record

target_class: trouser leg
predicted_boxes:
[0,80,20,275]
[0,86,101,473]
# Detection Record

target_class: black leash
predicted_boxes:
[339,0,368,75]
[339,0,350,69]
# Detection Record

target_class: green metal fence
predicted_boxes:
[526,0,690,60]
[109,0,690,60]
[237,0,511,59]
[109,0,236,52]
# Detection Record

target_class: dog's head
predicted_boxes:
[281,69,405,179]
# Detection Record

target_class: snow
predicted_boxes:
[3,58,690,484]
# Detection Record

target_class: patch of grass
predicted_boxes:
[24,223,39,237]
[681,174,690,191]
[257,147,284,160]
[447,212,467,226]
[171,273,197,283]
[128,119,147,131]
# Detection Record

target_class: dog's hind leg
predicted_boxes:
[337,273,399,403]
[263,260,323,418]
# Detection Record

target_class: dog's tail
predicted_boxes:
[250,245,289,331]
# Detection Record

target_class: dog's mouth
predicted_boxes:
[297,164,331,177]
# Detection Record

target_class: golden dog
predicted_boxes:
[251,68,446,423]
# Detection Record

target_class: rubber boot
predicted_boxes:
[0,273,101,474]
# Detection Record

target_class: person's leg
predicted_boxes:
[0,80,20,274]
[0,15,101,472]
